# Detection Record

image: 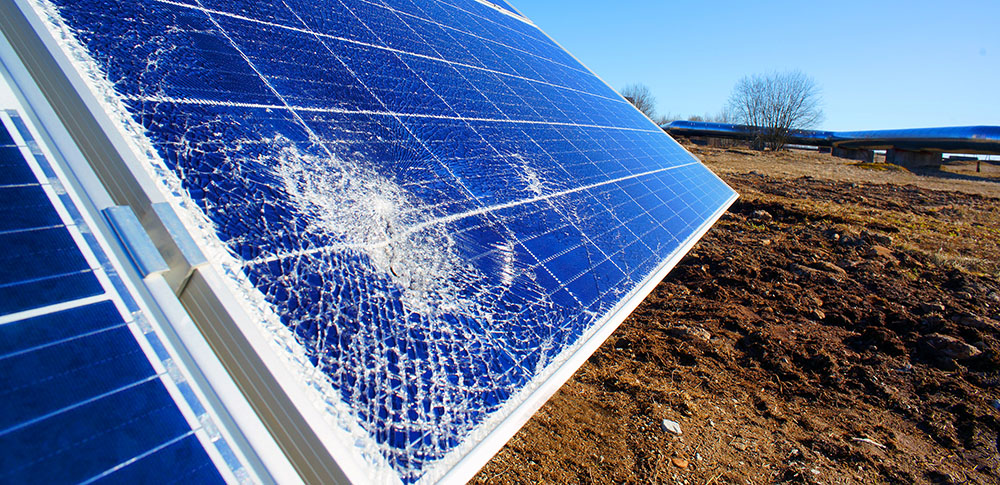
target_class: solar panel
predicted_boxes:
[0,113,247,483]
[9,0,737,482]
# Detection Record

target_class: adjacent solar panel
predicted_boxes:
[0,112,247,483]
[15,0,737,482]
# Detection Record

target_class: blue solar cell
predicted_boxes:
[38,0,737,481]
[0,326,157,431]
[0,146,38,186]
[0,226,92,285]
[91,435,224,485]
[0,300,122,359]
[0,379,219,484]
[0,271,104,316]
[0,185,62,232]
[0,126,14,146]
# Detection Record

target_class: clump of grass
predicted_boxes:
[901,241,997,277]
[850,162,909,172]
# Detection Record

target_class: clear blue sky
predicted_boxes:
[514,0,1000,131]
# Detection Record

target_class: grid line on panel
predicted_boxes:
[187,0,330,148]
[359,0,586,77]
[572,131,684,250]
[525,124,658,261]
[243,162,698,267]
[76,430,200,485]
[0,374,162,438]
[153,0,623,105]
[0,320,129,361]
[121,88,657,133]
[333,0,595,310]
[386,9,512,121]
[0,223,66,237]
[0,294,112,327]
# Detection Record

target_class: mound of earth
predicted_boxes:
[474,146,1000,484]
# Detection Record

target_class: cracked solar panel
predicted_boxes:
[26,0,737,482]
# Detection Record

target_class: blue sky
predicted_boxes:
[514,0,1000,131]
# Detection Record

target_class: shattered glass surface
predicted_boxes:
[36,0,736,481]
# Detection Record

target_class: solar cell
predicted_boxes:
[0,118,235,483]
[15,0,737,482]
[0,184,62,232]
[0,148,40,186]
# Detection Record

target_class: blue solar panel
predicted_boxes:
[30,0,736,481]
[0,146,40,185]
[0,120,227,483]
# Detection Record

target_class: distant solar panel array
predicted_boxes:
[2,0,736,483]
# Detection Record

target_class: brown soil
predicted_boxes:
[474,145,1000,484]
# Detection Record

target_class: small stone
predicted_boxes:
[867,245,895,260]
[825,312,852,326]
[838,235,865,247]
[920,314,947,327]
[921,333,982,360]
[811,468,821,476]
[917,303,946,314]
[670,325,712,342]
[808,309,826,321]
[751,210,773,221]
[991,399,1000,411]
[791,264,819,276]
[953,314,999,330]
[671,458,689,469]
[862,230,893,246]
[812,261,847,276]
[695,453,703,462]
[661,419,682,435]
[679,392,699,416]
[761,239,772,246]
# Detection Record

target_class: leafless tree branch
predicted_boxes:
[621,83,658,121]
[726,70,823,151]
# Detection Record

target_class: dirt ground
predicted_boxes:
[474,144,1000,484]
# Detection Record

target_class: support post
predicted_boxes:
[885,149,942,169]
[832,147,874,163]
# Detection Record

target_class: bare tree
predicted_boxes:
[653,112,679,126]
[621,83,658,121]
[687,108,735,124]
[726,70,823,151]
